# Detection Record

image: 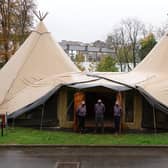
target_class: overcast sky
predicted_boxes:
[36,0,168,42]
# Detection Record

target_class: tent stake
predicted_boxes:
[153,105,157,134]
[40,104,45,130]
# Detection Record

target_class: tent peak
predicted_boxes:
[33,11,48,21]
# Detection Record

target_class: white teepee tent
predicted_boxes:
[0,21,80,116]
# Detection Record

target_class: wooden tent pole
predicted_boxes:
[40,104,45,130]
[152,105,157,134]
[33,11,48,21]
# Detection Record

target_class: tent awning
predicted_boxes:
[67,78,131,91]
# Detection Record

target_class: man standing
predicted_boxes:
[94,99,105,133]
[113,102,122,134]
[77,101,87,133]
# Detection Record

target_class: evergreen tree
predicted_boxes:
[139,33,157,60]
[96,55,118,72]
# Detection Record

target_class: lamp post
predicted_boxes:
[0,117,3,136]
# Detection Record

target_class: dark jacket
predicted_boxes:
[94,103,105,117]
[77,105,87,117]
[114,104,121,117]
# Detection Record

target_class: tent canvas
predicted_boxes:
[88,34,168,112]
[1,20,168,120]
[0,21,80,116]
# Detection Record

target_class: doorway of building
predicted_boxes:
[84,86,116,128]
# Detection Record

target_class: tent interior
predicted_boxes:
[84,87,116,127]
[66,86,117,128]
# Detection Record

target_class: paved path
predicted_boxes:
[0,146,168,168]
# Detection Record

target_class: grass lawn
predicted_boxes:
[0,127,168,145]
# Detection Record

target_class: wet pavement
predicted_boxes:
[0,146,168,168]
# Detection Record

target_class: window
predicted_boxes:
[67,89,75,121]
[125,91,134,122]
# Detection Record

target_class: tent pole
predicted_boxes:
[40,104,45,130]
[5,112,8,135]
[152,105,157,134]
[12,118,15,129]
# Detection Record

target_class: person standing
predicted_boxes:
[77,101,87,133]
[113,102,122,134]
[94,99,105,133]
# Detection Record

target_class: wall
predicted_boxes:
[57,87,74,128]
[122,91,142,130]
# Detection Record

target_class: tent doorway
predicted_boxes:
[84,87,117,128]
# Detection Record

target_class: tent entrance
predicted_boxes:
[84,87,116,128]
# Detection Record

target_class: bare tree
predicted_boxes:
[106,28,130,72]
[121,18,145,67]
[155,21,168,40]
[119,27,132,71]
[107,28,127,72]
[106,18,146,71]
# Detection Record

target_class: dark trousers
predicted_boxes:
[78,116,85,132]
[114,116,120,133]
[95,115,104,133]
